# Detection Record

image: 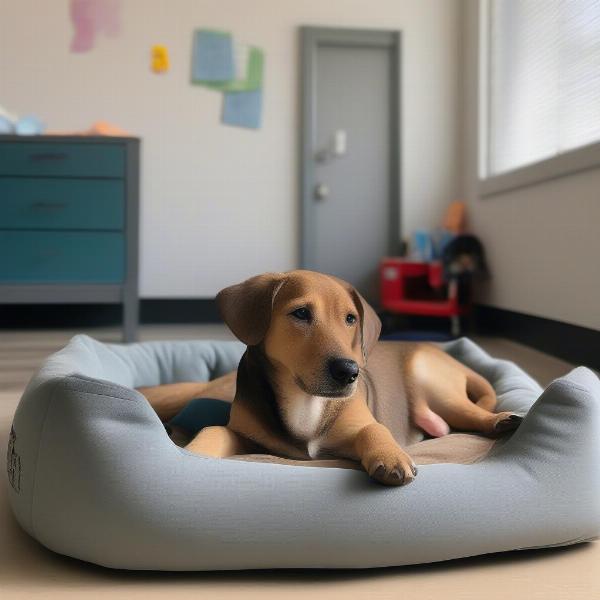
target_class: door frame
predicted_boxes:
[299,26,402,270]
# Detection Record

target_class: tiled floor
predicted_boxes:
[1,326,598,599]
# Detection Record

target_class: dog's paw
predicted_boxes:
[493,412,523,434]
[364,451,417,487]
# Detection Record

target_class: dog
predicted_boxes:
[139,270,522,486]
[442,234,489,281]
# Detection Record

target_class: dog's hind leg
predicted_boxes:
[424,375,521,436]
[466,368,497,411]
[185,426,258,458]
[435,395,522,435]
[412,349,522,436]
[137,371,237,421]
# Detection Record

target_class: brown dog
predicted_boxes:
[140,270,522,486]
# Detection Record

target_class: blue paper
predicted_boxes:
[222,89,263,129]
[192,30,235,82]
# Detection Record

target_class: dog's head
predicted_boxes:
[217,270,381,398]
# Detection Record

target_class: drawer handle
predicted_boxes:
[30,202,67,211]
[28,152,69,161]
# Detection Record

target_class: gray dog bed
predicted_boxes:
[6,335,600,570]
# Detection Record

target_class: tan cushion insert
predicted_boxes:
[229,433,497,469]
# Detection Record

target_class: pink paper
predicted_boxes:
[70,0,120,53]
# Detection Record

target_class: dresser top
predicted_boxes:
[0,135,140,144]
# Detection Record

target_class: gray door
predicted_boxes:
[301,28,401,303]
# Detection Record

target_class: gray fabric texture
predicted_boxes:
[6,335,600,570]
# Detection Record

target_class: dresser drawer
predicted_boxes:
[0,178,124,230]
[0,142,125,178]
[0,231,124,283]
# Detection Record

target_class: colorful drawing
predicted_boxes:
[70,0,121,53]
[190,29,265,130]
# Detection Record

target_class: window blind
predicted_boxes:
[486,0,600,176]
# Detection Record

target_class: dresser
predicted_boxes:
[0,135,140,341]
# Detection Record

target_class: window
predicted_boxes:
[479,0,600,194]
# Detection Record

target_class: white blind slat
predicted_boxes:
[487,0,600,176]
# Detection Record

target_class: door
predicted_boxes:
[301,28,401,303]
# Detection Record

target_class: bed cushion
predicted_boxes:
[6,335,600,570]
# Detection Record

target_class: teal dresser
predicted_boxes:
[0,135,140,341]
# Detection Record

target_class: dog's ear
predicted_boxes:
[217,273,286,346]
[351,289,382,360]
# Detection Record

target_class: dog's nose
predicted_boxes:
[328,358,359,385]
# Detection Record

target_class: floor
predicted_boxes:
[1,325,599,599]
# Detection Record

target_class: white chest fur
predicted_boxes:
[283,394,329,443]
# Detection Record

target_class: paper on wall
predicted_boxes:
[191,29,235,82]
[70,0,121,53]
[201,45,263,92]
[190,28,265,129]
[222,89,263,129]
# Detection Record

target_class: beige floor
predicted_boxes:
[1,326,598,599]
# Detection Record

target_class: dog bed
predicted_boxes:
[7,335,600,570]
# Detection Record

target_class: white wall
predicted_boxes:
[0,0,462,297]
[462,2,600,331]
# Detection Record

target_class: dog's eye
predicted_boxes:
[346,314,357,325]
[291,307,311,321]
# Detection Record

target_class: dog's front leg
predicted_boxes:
[353,422,417,486]
[328,399,417,486]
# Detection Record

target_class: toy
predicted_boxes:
[442,234,489,281]
[382,202,487,336]
[0,104,17,133]
[151,45,170,73]
[0,116,13,134]
[442,200,467,234]
[14,115,45,135]
[0,105,45,136]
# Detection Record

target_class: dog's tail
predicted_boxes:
[466,368,497,412]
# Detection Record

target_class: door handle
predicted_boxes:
[315,130,347,164]
[314,183,329,201]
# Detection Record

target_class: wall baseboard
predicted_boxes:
[0,299,221,329]
[141,299,221,323]
[1,299,597,370]
[475,305,600,371]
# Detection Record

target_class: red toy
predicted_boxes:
[380,258,471,336]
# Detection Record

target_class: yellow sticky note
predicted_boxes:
[151,45,170,73]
